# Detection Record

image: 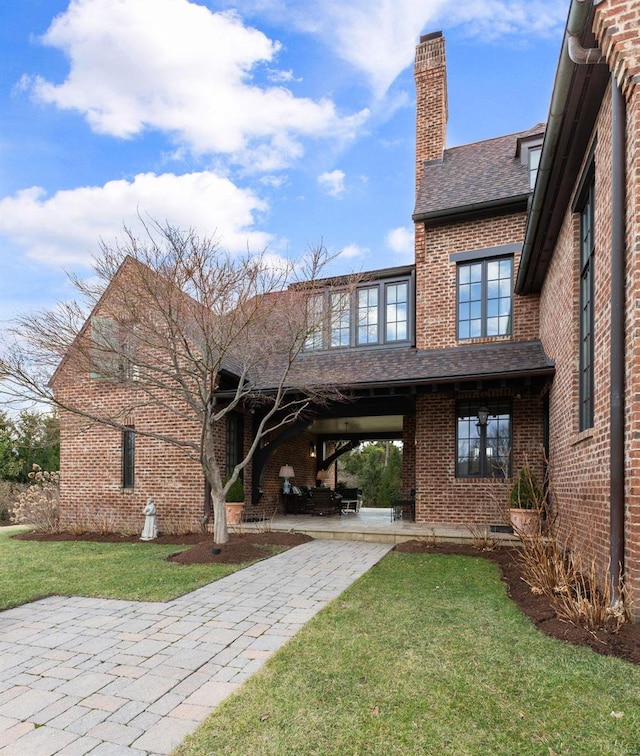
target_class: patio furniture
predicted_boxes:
[308,487,342,516]
[340,488,362,513]
[391,499,415,522]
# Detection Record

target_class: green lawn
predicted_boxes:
[0,525,241,609]
[174,551,640,756]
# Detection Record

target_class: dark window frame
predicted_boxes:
[456,256,513,341]
[226,412,244,478]
[304,275,413,351]
[578,179,595,431]
[455,400,512,479]
[122,426,135,489]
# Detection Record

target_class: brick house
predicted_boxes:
[53,0,640,617]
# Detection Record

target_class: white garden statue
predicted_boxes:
[140,496,158,541]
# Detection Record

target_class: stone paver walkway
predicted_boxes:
[0,539,392,755]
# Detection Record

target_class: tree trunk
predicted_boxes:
[211,492,228,544]
[202,407,228,544]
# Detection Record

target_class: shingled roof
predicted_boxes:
[414,124,545,221]
[265,339,554,392]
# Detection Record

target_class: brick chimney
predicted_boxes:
[414,31,448,193]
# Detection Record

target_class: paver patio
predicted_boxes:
[0,539,392,755]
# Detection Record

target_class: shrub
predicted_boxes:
[225,477,244,503]
[10,464,60,532]
[0,481,25,522]
[509,465,543,509]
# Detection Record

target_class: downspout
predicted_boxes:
[610,75,626,604]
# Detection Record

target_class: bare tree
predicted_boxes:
[0,220,345,543]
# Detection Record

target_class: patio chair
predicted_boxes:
[308,487,342,516]
[340,488,362,514]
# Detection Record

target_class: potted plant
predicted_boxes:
[224,477,245,525]
[509,465,543,537]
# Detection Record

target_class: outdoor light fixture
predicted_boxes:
[279,465,295,494]
[476,406,490,427]
[309,443,317,458]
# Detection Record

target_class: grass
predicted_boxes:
[174,552,640,756]
[0,525,243,610]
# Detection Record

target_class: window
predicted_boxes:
[357,287,379,345]
[304,275,413,351]
[528,146,542,189]
[304,294,324,351]
[579,181,595,430]
[122,426,135,489]
[226,413,244,477]
[330,292,351,348]
[385,282,408,342]
[90,316,137,380]
[456,400,511,478]
[457,257,512,340]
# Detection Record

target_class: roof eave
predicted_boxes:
[516,0,610,295]
[413,194,530,225]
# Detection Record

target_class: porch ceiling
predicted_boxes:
[310,415,404,436]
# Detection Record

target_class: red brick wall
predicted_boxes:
[414,213,541,351]
[539,6,640,618]
[413,391,544,525]
[56,383,212,535]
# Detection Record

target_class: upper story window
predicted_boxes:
[357,287,379,345]
[517,132,544,191]
[330,292,351,348]
[579,179,595,431]
[305,274,413,351]
[90,316,137,381]
[385,282,408,341]
[528,146,542,189]
[457,257,512,340]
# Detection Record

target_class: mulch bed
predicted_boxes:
[13,529,312,564]
[12,530,640,665]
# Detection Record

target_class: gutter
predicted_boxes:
[413,194,530,225]
[515,0,596,294]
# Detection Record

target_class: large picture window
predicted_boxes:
[457,257,512,340]
[456,401,511,478]
[579,180,595,430]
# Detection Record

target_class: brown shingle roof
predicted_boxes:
[414,125,544,220]
[273,339,554,391]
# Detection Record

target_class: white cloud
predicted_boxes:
[318,170,346,198]
[338,243,366,260]
[26,0,368,170]
[386,226,414,261]
[223,0,566,98]
[0,171,270,266]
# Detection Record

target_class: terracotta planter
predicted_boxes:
[225,502,244,525]
[509,508,540,537]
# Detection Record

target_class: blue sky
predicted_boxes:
[0,0,567,322]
